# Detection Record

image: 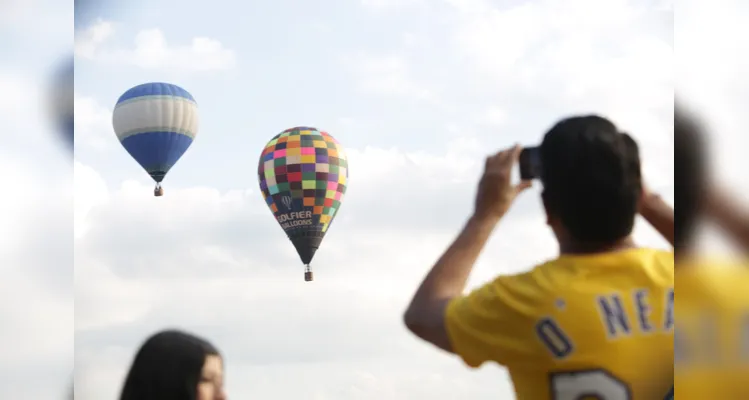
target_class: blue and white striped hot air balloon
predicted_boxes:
[112,82,199,196]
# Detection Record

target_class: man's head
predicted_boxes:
[674,106,708,251]
[539,115,642,250]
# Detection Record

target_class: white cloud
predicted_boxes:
[476,106,508,127]
[0,0,34,20]
[75,20,237,73]
[0,0,70,37]
[447,0,671,106]
[74,94,113,150]
[360,0,425,11]
[75,161,109,239]
[0,71,42,125]
[401,32,423,47]
[74,19,115,59]
[345,53,436,101]
[346,0,671,144]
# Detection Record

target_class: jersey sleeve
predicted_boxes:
[444,272,543,368]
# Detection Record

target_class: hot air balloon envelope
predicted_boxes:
[112,82,198,194]
[258,127,348,269]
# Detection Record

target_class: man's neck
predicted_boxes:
[559,237,637,255]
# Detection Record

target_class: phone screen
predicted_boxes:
[519,147,541,180]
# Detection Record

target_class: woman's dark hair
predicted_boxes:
[540,115,642,244]
[674,106,707,250]
[119,329,221,400]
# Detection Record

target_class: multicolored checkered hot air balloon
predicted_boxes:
[112,82,199,196]
[258,127,348,282]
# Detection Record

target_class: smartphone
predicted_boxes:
[519,147,541,180]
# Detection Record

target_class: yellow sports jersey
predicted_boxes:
[675,258,749,400]
[445,248,674,399]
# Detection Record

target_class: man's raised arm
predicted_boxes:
[640,190,674,247]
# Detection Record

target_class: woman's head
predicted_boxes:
[119,329,226,400]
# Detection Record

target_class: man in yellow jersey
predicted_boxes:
[404,115,674,399]
[672,107,749,400]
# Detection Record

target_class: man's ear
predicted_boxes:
[638,183,650,212]
[541,190,552,225]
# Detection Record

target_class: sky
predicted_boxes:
[10,0,748,398]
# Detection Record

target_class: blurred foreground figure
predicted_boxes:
[673,106,749,400]
[119,330,227,400]
[404,115,674,399]
[48,58,73,149]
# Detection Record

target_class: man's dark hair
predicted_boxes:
[540,115,642,244]
[674,106,707,250]
[119,329,221,400]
